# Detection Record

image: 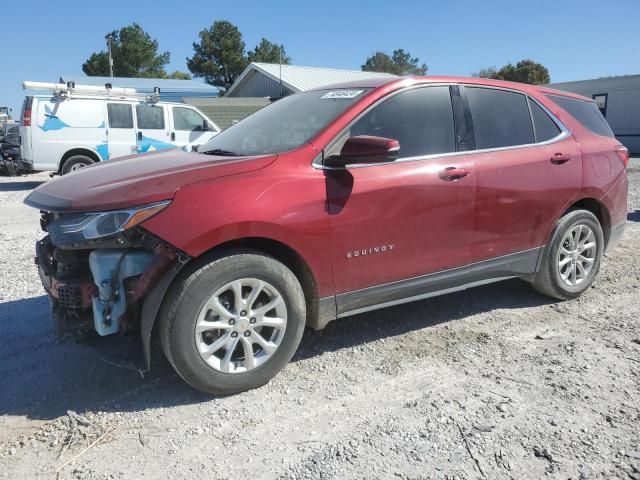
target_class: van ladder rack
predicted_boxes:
[22,81,161,102]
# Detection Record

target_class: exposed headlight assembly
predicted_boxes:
[47,201,170,247]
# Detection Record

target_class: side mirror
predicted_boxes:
[325,135,399,168]
[203,120,214,132]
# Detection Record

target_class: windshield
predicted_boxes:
[199,88,370,156]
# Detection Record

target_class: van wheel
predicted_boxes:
[159,249,306,395]
[61,155,95,175]
[532,210,604,300]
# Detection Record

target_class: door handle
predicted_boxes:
[171,132,175,141]
[550,153,571,164]
[439,166,470,181]
[137,131,142,141]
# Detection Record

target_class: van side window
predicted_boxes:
[173,107,205,131]
[107,103,133,129]
[350,86,455,158]
[466,87,534,149]
[529,99,561,142]
[136,105,164,130]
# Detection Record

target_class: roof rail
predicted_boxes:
[22,81,161,102]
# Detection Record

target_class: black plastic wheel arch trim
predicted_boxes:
[140,260,186,371]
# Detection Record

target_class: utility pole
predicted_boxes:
[106,36,114,77]
[279,46,283,97]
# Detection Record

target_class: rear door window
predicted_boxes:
[350,86,455,158]
[107,103,133,129]
[135,104,165,130]
[529,99,561,142]
[466,87,535,149]
[546,94,614,138]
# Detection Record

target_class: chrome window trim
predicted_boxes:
[313,83,572,171]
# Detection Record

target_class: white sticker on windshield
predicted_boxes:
[321,90,364,100]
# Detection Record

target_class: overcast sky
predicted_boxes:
[2,0,639,114]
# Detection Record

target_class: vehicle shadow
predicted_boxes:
[0,295,210,423]
[293,278,556,361]
[0,180,44,192]
[0,279,556,423]
[628,210,640,222]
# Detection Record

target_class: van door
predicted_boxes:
[106,102,137,159]
[169,105,217,149]
[134,103,174,153]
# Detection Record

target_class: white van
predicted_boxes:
[20,82,221,174]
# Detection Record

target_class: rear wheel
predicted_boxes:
[159,250,306,395]
[61,155,95,175]
[532,210,604,300]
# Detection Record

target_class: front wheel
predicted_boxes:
[532,209,604,300]
[159,250,306,395]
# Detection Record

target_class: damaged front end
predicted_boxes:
[35,203,188,370]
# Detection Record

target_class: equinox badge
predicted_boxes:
[346,244,394,259]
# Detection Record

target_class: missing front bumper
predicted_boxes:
[35,234,186,371]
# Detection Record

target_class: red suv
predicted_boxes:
[26,76,629,394]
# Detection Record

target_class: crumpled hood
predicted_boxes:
[24,149,277,212]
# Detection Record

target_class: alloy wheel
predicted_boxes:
[194,278,287,374]
[557,224,597,286]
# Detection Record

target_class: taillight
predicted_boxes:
[615,145,629,167]
[21,96,33,127]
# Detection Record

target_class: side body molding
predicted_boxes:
[326,247,543,322]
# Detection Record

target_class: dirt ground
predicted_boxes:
[1,161,639,480]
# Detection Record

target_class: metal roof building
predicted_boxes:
[58,75,220,102]
[183,97,272,130]
[226,62,396,98]
[550,74,640,153]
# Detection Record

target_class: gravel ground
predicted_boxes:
[0,162,639,480]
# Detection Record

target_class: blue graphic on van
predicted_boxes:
[95,143,109,160]
[137,135,175,153]
[39,105,70,132]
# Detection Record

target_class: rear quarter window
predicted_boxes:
[546,94,614,138]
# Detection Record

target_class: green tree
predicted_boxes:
[472,66,499,79]
[361,52,395,75]
[82,52,110,77]
[247,38,291,64]
[82,23,170,78]
[187,20,247,90]
[167,70,192,80]
[362,49,428,76]
[473,59,550,85]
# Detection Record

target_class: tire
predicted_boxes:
[159,249,306,395]
[61,155,95,175]
[532,209,604,300]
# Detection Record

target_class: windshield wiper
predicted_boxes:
[200,148,243,156]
